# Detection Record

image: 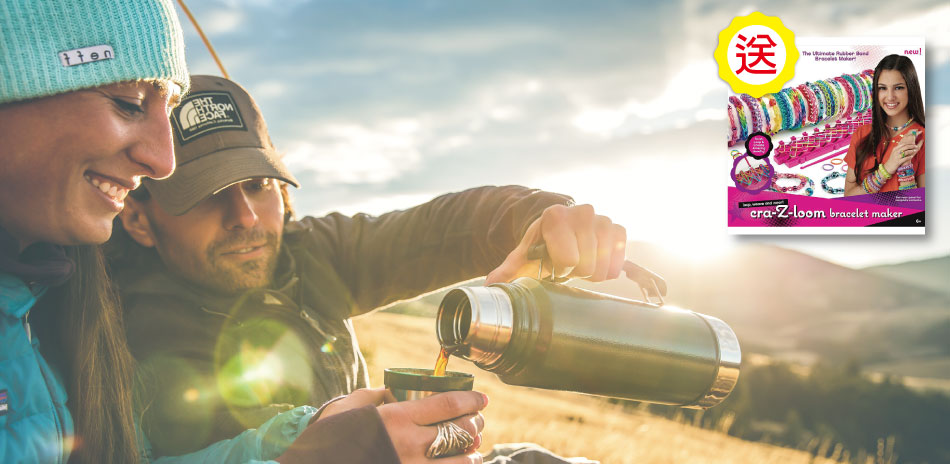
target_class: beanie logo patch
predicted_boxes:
[0,389,8,416]
[172,91,247,144]
[59,45,114,67]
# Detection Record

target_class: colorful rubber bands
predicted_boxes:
[768,173,815,196]
[735,164,771,186]
[728,69,874,146]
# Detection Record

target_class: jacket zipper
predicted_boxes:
[24,309,31,342]
[25,309,66,463]
[298,308,352,394]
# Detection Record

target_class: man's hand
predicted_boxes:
[316,388,396,422]
[486,204,626,284]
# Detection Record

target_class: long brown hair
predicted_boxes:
[32,246,141,463]
[855,54,926,181]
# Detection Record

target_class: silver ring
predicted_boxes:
[425,421,475,458]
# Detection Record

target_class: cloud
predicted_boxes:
[250,80,286,99]
[201,9,244,35]
[571,59,725,137]
[283,119,423,185]
[928,104,949,168]
[360,26,554,55]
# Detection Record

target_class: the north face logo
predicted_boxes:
[172,91,246,143]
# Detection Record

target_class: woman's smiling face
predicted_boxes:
[0,81,180,248]
[877,69,909,121]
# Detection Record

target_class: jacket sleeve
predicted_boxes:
[147,405,316,464]
[263,405,400,464]
[149,405,399,464]
[289,185,573,316]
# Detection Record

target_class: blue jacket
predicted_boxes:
[0,273,72,463]
[0,272,316,463]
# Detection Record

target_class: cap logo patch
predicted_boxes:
[172,91,247,144]
[59,45,114,67]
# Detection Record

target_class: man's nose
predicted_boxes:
[224,187,260,230]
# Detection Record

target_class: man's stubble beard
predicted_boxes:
[202,230,282,295]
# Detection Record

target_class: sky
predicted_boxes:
[173,0,950,269]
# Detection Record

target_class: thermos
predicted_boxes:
[435,277,740,409]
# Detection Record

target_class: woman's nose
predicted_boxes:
[128,91,177,179]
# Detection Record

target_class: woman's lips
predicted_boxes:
[84,173,130,202]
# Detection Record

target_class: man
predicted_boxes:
[111,75,623,461]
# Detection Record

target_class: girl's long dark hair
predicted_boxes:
[32,245,141,463]
[855,54,925,181]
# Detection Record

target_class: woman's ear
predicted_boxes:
[119,198,157,248]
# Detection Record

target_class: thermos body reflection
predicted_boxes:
[437,278,740,409]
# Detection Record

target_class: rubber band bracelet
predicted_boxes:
[808,82,828,120]
[821,171,846,195]
[830,158,843,165]
[769,173,814,196]
[843,74,863,113]
[822,164,834,171]
[759,99,772,132]
[740,94,764,135]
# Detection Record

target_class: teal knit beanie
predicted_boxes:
[0,0,189,104]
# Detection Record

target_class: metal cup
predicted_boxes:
[384,368,474,401]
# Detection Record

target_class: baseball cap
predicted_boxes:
[143,75,299,215]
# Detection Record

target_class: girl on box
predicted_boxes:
[844,54,925,196]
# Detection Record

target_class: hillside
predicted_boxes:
[863,255,950,296]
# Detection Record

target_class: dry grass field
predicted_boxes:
[353,311,845,464]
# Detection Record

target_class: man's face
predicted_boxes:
[139,178,285,294]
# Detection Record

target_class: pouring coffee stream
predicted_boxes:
[434,244,741,409]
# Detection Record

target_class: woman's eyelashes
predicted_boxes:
[113,98,145,115]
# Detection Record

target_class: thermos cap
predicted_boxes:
[384,368,474,392]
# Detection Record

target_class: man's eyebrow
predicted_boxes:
[152,81,183,108]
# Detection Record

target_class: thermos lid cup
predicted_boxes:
[384,368,474,401]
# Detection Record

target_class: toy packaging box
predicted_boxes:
[725,37,925,234]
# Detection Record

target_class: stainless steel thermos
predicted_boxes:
[436,277,740,409]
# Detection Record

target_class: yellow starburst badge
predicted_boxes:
[715,12,798,98]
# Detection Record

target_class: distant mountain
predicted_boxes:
[863,255,950,296]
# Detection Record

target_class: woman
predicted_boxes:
[844,54,925,196]
[0,1,485,463]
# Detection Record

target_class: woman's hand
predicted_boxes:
[486,204,627,284]
[884,135,922,173]
[281,390,487,464]
[377,391,488,463]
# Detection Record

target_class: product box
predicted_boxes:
[726,37,925,234]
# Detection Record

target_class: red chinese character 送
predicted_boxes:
[734,33,778,75]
